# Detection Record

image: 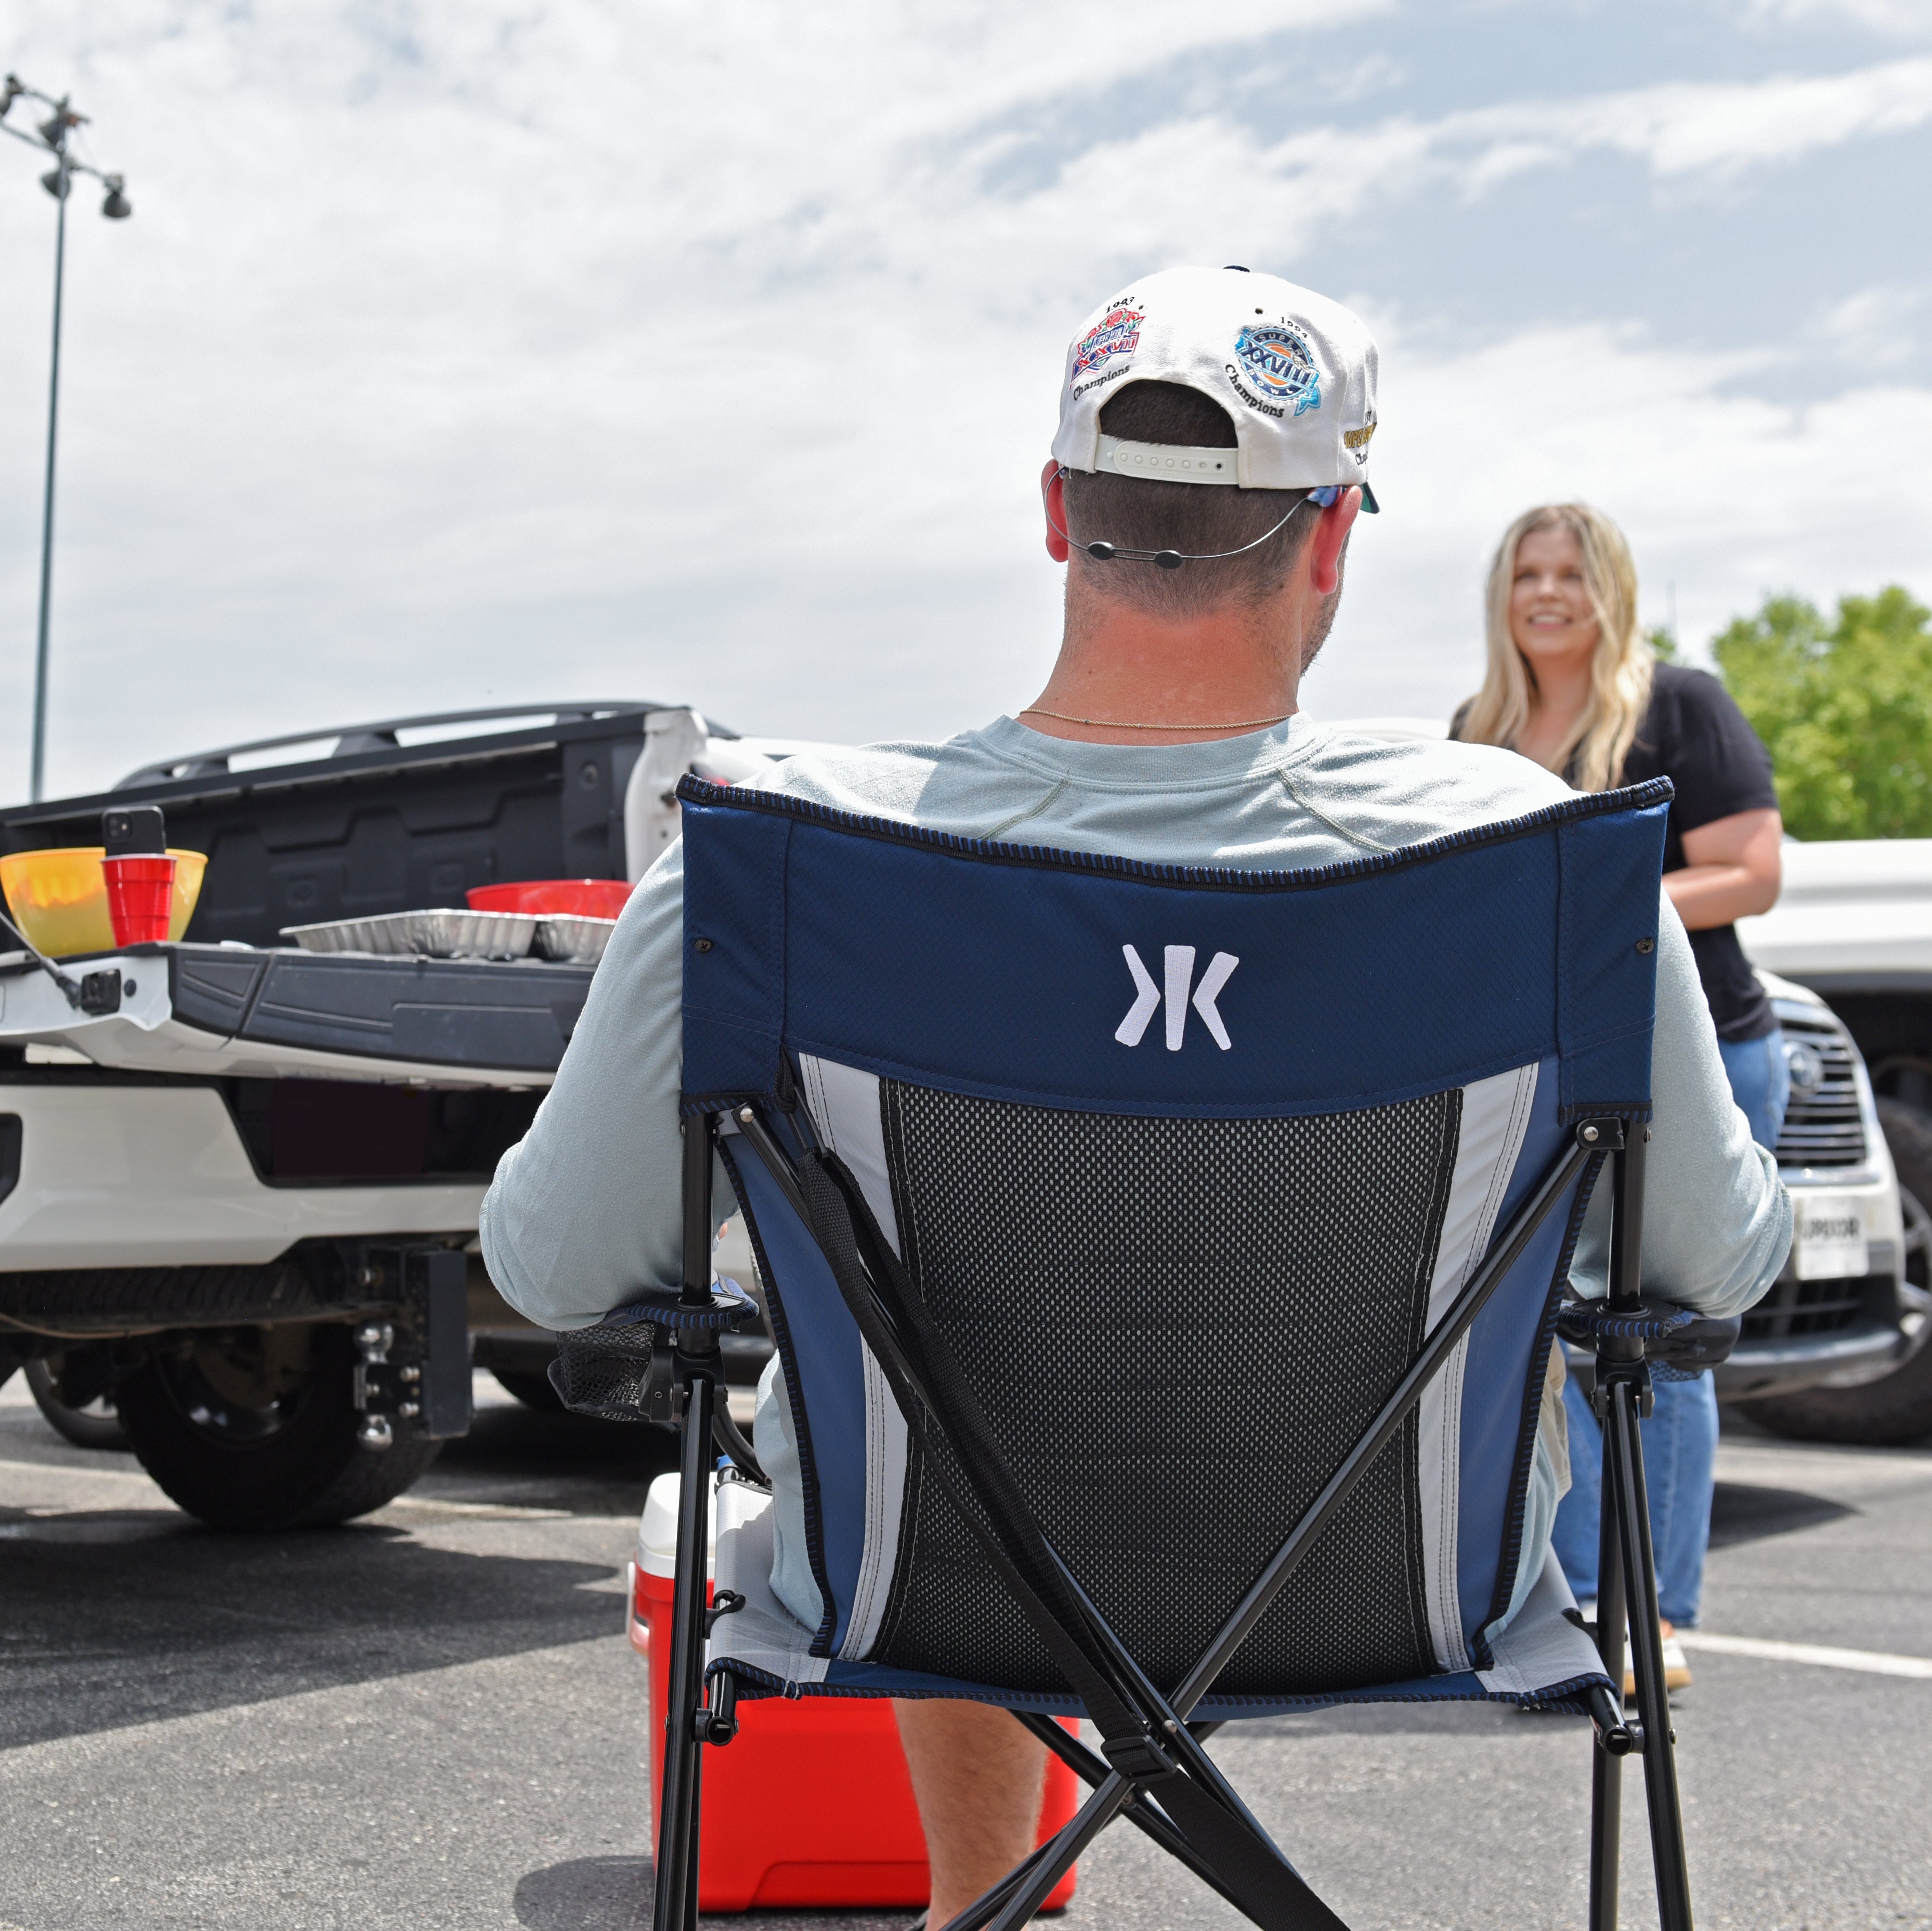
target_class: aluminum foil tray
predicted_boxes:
[282,910,538,960]
[412,910,539,959]
[534,915,618,965]
[281,913,419,956]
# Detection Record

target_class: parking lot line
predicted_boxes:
[0,1455,152,1485]
[377,1494,573,1520]
[1678,1632,1932,1679]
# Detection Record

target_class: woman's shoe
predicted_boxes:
[1624,1622,1693,1694]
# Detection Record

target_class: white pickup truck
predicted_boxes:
[0,705,823,1525]
[1734,842,1932,1442]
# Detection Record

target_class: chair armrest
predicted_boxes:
[1556,1297,1742,1372]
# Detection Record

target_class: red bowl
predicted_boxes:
[467,879,635,918]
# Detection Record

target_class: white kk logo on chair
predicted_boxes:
[1115,944,1239,1052]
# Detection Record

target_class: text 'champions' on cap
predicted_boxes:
[1052,265,1381,508]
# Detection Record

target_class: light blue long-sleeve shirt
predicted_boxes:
[480,716,1791,1636]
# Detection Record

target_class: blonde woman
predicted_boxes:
[1454,503,1786,1679]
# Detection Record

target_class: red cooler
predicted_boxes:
[631,1471,1081,1913]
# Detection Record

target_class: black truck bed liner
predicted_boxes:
[168,945,593,1073]
[0,941,596,1086]
[1,705,686,950]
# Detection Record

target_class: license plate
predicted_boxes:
[1792,1192,1869,1281]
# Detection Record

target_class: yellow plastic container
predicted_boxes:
[0,847,208,957]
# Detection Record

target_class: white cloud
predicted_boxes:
[1321,54,1411,104]
[1246,56,1932,214]
[1822,286,1923,366]
[1572,58,1932,176]
[0,5,1924,799]
[1741,0,1932,35]
[1321,320,1932,722]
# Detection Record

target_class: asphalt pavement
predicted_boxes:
[2,1371,1929,1931]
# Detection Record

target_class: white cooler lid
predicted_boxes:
[638,1470,718,1580]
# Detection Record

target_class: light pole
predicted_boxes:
[1,75,131,803]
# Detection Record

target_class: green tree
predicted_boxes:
[1714,585,1932,840]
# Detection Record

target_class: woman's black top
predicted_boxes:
[1451,663,1781,1042]
[1621,665,1780,1041]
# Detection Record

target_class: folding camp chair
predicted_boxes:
[555,769,1734,1931]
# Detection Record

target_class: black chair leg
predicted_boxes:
[977,1775,1139,1931]
[653,1373,716,1931]
[1588,1427,1625,1931]
[936,1837,1058,1931]
[1603,1374,1695,1931]
[683,1741,705,1931]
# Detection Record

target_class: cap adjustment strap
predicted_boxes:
[1098,435,1238,486]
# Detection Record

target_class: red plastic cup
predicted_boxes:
[103,853,176,945]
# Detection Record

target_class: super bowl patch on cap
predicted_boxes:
[1068,298,1145,402]
[1228,320,1322,419]
[1072,303,1143,377]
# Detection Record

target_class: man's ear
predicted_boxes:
[1308,487,1362,596]
[1041,458,1071,563]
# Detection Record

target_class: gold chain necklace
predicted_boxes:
[1018,706,1291,732]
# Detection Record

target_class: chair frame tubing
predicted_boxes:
[1586,1130,1696,1931]
[652,1114,724,1931]
[656,1100,1695,1931]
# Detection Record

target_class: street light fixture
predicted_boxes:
[2,74,133,802]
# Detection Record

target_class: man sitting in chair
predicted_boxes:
[482,266,1789,1926]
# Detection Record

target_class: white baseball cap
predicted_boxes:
[1052,265,1380,510]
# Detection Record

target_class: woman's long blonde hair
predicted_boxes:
[1459,503,1654,793]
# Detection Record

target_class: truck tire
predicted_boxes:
[24,1358,130,1451]
[116,1321,441,1529]
[1733,1098,1932,1447]
[491,1368,568,1413]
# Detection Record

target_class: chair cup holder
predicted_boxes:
[546,1280,762,1422]
[548,1321,661,1422]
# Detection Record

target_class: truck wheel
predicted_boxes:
[24,1357,130,1451]
[492,1368,567,1413]
[116,1321,441,1529]
[1733,1097,1932,1447]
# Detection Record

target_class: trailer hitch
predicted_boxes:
[351,1246,472,1447]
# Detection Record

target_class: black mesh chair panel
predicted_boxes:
[868,1079,1458,1696]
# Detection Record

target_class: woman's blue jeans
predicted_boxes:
[1551,1029,1789,1624]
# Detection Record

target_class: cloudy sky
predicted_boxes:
[1,0,1928,798]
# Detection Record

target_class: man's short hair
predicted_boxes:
[1062,382,1314,619]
